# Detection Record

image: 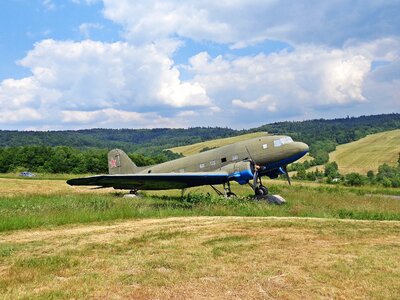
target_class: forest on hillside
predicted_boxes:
[0,127,237,155]
[253,113,400,164]
[0,113,399,174]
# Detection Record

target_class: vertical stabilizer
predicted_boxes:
[108,149,138,175]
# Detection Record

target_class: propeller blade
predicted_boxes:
[283,165,291,185]
[245,146,259,190]
[253,169,258,190]
[245,146,254,162]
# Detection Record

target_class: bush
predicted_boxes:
[345,173,366,186]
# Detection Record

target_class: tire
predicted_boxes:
[255,186,268,197]
[259,186,268,195]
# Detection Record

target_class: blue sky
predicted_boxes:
[0,0,399,130]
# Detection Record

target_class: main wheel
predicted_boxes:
[255,185,268,196]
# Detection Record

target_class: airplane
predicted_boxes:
[67,133,309,201]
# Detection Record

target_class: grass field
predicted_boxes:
[1,217,399,299]
[0,177,399,299]
[330,129,400,174]
[169,132,266,156]
[0,177,399,232]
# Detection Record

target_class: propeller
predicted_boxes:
[253,166,259,190]
[245,146,259,190]
[282,165,291,185]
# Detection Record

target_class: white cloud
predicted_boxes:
[79,23,103,38]
[232,96,277,112]
[62,108,183,128]
[42,0,56,11]
[0,108,42,123]
[187,38,400,119]
[101,0,400,47]
[71,0,100,5]
[176,110,197,117]
[2,1,400,129]
[2,37,398,129]
[17,39,210,109]
[0,39,213,127]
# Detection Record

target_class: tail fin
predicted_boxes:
[108,149,139,175]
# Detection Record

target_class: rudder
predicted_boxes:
[108,149,139,175]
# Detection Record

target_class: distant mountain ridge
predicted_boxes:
[0,114,399,158]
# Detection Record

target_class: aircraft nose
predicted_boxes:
[297,142,309,153]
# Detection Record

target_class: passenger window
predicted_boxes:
[274,137,293,147]
[274,140,282,147]
[210,160,216,166]
[199,163,205,169]
[262,144,268,149]
[232,155,238,161]
[221,157,227,163]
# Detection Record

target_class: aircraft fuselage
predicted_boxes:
[139,134,308,175]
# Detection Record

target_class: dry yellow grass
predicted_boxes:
[0,216,399,299]
[330,129,400,174]
[296,152,314,163]
[169,132,267,156]
[0,178,112,197]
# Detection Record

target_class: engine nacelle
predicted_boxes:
[222,161,254,185]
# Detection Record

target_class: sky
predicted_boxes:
[0,0,399,130]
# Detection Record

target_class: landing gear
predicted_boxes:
[251,171,269,198]
[224,182,237,198]
[129,189,138,195]
[123,189,141,198]
[210,182,236,198]
[255,185,268,197]
[251,178,285,205]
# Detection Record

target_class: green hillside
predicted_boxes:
[0,127,237,154]
[0,113,399,174]
[330,129,400,174]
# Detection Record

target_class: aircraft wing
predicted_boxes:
[66,172,230,190]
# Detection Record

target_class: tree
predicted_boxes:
[324,161,340,178]
[345,173,365,186]
[295,165,307,180]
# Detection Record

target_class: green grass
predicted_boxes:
[0,177,399,299]
[0,182,399,232]
[0,173,90,180]
[329,129,400,174]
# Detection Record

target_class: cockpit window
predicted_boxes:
[274,137,293,147]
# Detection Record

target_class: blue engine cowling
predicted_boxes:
[222,161,254,185]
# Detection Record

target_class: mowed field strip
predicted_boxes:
[330,129,400,174]
[1,216,400,299]
[0,176,399,299]
[169,132,266,156]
